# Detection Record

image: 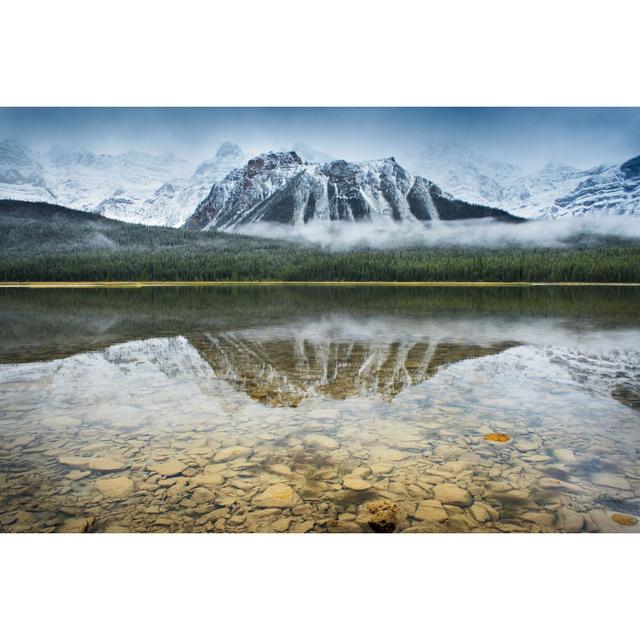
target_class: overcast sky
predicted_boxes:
[1,107,638,169]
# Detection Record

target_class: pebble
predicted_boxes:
[342,476,372,491]
[59,517,95,533]
[95,476,135,499]
[148,460,186,477]
[213,446,252,463]
[292,520,315,533]
[590,472,631,491]
[253,483,301,508]
[66,470,91,481]
[414,500,448,523]
[433,483,473,507]
[553,448,577,464]
[303,434,339,450]
[557,507,584,532]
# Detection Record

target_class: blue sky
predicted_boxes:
[1,107,638,169]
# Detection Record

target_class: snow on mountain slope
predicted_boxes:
[141,142,248,227]
[184,152,520,231]
[408,143,640,219]
[0,140,247,227]
[549,155,640,218]
[407,143,589,219]
[184,151,307,230]
[0,139,55,203]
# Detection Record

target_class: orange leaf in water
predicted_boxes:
[611,513,638,526]
[484,433,511,443]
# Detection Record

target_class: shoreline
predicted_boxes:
[1,281,640,288]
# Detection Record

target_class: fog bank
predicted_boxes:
[238,216,640,250]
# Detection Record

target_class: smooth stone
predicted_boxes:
[342,476,372,491]
[95,476,135,499]
[292,520,315,533]
[213,446,252,463]
[539,477,582,493]
[590,472,631,491]
[303,434,339,450]
[58,455,92,469]
[557,507,585,532]
[88,458,129,472]
[190,472,224,486]
[59,517,94,533]
[148,460,186,477]
[253,483,301,508]
[553,448,577,464]
[268,464,292,476]
[371,463,393,474]
[521,511,555,527]
[414,500,448,523]
[272,517,291,532]
[433,483,473,507]
[470,502,494,523]
[514,438,541,453]
[66,470,91,481]
[191,487,215,504]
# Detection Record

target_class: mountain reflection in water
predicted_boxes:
[1,285,639,533]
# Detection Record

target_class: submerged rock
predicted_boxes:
[213,446,252,463]
[433,483,473,507]
[148,460,187,477]
[611,513,638,526]
[303,434,339,450]
[59,516,95,533]
[590,472,631,491]
[363,499,403,533]
[253,483,301,508]
[342,475,371,491]
[95,476,135,499]
[414,499,448,523]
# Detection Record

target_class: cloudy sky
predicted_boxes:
[1,107,638,169]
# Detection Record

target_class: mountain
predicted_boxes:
[549,155,640,218]
[0,140,247,228]
[408,143,640,219]
[0,139,54,203]
[141,142,248,227]
[184,151,521,231]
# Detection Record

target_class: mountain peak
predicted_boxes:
[215,142,243,159]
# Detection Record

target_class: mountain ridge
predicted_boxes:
[185,152,521,231]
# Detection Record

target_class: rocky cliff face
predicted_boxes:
[184,152,519,230]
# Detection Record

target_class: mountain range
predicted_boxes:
[408,143,640,219]
[1,137,638,231]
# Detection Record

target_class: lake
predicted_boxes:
[0,285,639,533]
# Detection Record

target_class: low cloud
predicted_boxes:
[237,216,640,250]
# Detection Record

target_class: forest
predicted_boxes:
[1,200,639,283]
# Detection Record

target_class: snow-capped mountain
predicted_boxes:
[408,143,640,219]
[550,155,640,218]
[0,139,54,203]
[184,151,519,231]
[141,142,248,227]
[0,140,247,227]
[407,143,589,219]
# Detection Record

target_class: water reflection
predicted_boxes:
[0,286,639,533]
